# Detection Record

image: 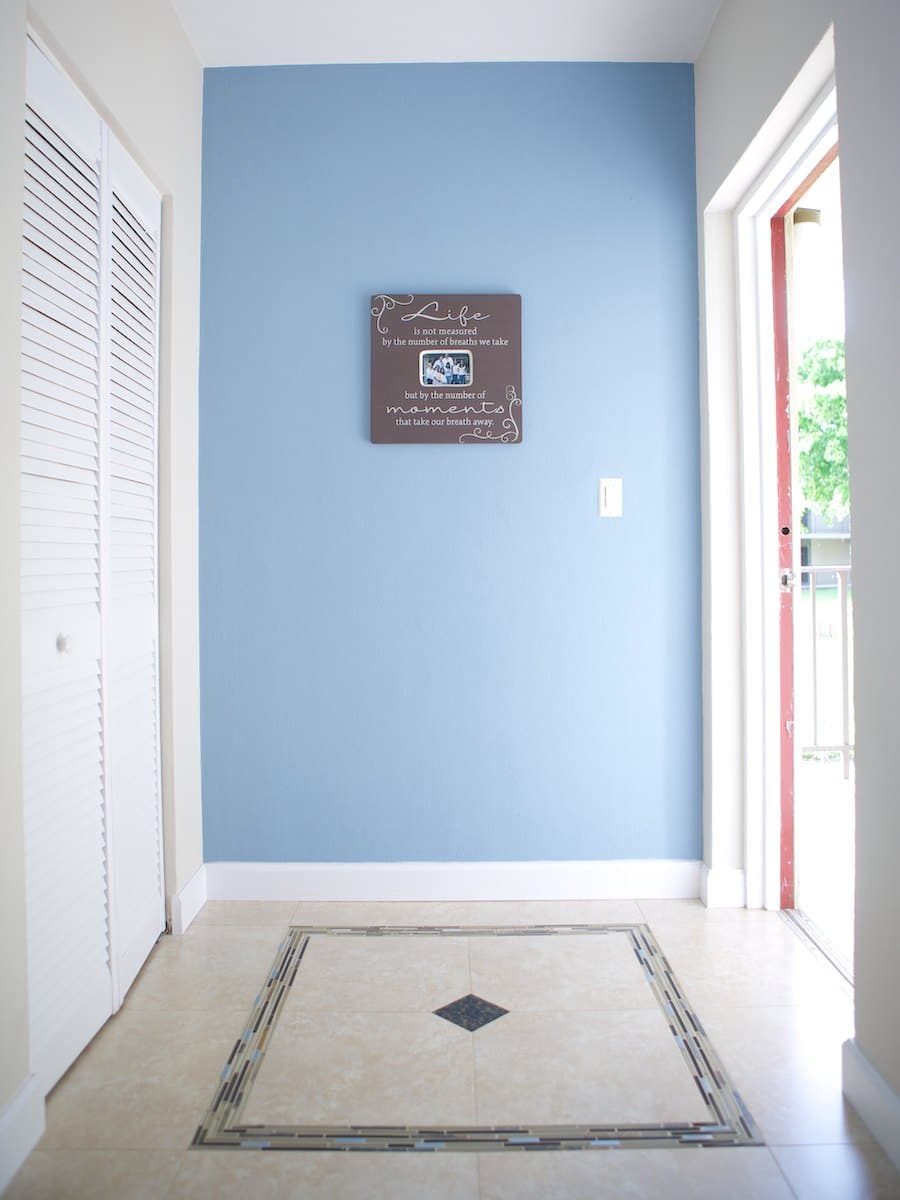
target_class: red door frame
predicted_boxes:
[770,143,839,909]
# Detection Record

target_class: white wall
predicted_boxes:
[696,0,900,1113]
[832,0,900,1108]
[0,0,203,1129]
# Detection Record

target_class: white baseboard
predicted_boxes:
[0,1075,45,1193]
[204,859,702,903]
[843,1038,900,1172]
[700,864,746,908]
[170,863,208,934]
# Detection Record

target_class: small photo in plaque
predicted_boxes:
[420,350,474,388]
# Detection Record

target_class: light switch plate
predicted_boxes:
[599,478,623,517]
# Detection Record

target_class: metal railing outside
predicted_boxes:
[798,564,854,778]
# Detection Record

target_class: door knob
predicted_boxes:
[56,633,72,655]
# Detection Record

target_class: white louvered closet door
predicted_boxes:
[21,41,165,1091]
[103,138,165,1001]
[21,43,111,1093]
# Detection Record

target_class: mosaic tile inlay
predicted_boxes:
[192,923,763,1153]
[433,993,509,1032]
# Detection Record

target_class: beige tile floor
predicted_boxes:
[7,899,900,1199]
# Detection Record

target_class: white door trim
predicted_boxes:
[733,86,838,910]
[699,24,837,911]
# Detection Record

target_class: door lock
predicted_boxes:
[780,569,795,592]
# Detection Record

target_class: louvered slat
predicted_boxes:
[22,539,98,568]
[110,403,154,434]
[110,406,153,438]
[23,317,98,368]
[111,333,154,373]
[23,492,96,528]
[22,414,98,451]
[22,437,98,474]
[24,195,100,267]
[22,526,98,549]
[24,156,100,235]
[23,263,100,325]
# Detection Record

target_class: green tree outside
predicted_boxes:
[797,337,849,527]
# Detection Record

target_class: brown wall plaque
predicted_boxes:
[370,294,522,444]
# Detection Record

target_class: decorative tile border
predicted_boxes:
[192,924,762,1152]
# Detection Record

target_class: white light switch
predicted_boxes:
[599,478,623,518]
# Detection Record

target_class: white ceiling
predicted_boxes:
[172,0,723,68]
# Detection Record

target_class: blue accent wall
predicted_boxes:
[199,62,701,863]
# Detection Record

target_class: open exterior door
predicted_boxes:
[770,144,840,912]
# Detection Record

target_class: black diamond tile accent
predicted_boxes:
[433,993,509,1032]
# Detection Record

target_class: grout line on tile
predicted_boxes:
[767,1137,878,1147]
[767,1144,803,1199]
[165,1152,195,1200]
[467,935,479,1123]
